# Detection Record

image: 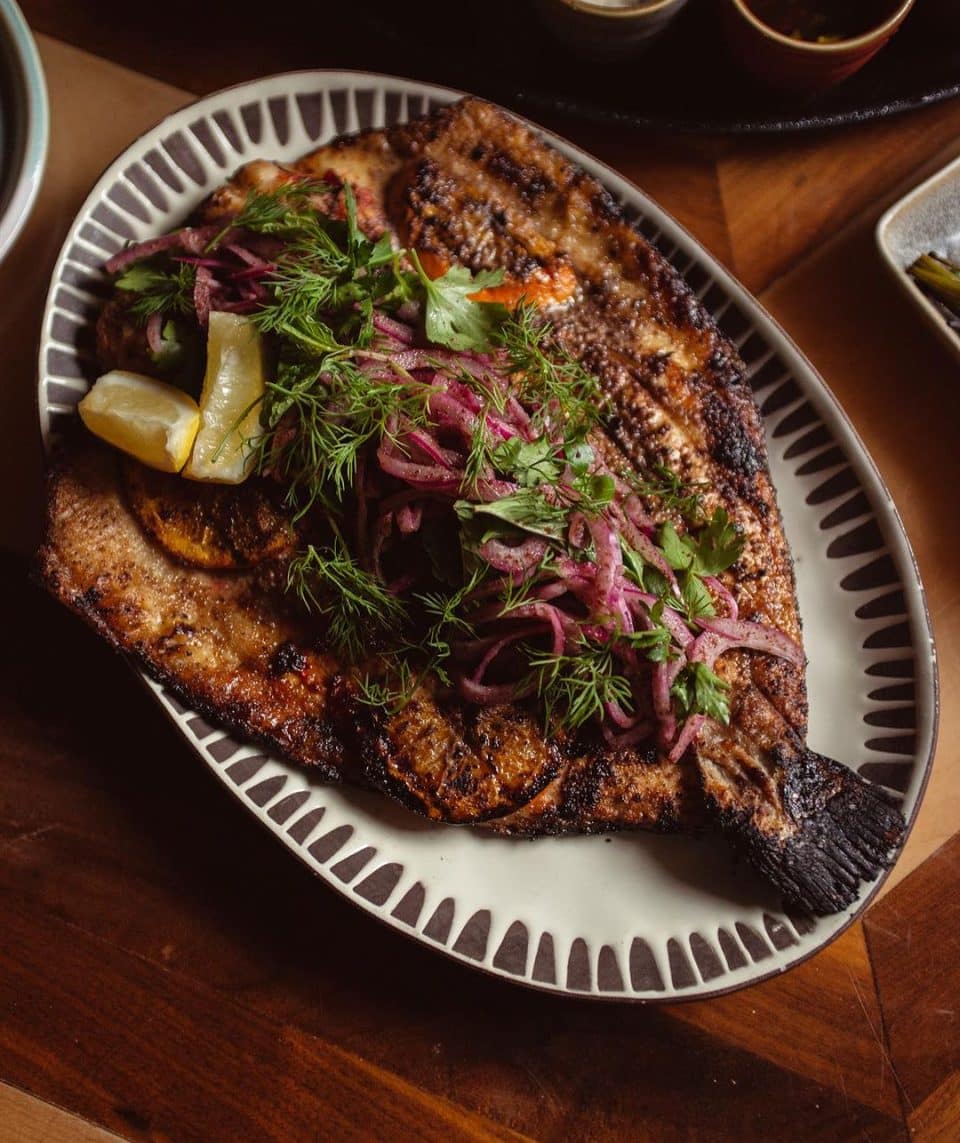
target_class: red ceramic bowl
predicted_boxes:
[723,0,917,93]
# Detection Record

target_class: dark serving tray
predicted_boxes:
[355,0,960,134]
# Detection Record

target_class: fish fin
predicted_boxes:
[735,748,906,915]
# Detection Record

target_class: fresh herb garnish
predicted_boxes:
[107,174,773,750]
[115,262,196,323]
[286,540,408,661]
[454,489,568,545]
[670,661,731,725]
[411,251,509,351]
[526,638,634,734]
[495,301,602,434]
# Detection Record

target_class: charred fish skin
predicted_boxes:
[38,437,350,785]
[37,96,907,914]
[380,95,906,902]
[700,735,906,915]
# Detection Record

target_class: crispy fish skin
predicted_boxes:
[39,97,905,913]
[39,439,347,783]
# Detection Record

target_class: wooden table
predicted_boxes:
[2,7,959,1140]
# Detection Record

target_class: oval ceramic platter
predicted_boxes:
[37,72,938,1002]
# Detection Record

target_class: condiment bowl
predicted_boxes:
[722,0,917,94]
[0,0,47,262]
[533,0,689,58]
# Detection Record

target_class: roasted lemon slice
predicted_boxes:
[78,370,200,473]
[183,311,266,483]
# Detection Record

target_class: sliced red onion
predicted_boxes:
[588,515,623,615]
[492,601,569,656]
[371,512,393,581]
[653,656,685,749]
[667,715,706,763]
[603,719,656,749]
[478,536,548,576]
[456,675,528,706]
[104,225,223,274]
[622,492,656,532]
[703,576,738,620]
[627,592,694,650]
[377,439,460,489]
[696,616,804,666]
[146,311,164,355]
[620,517,678,591]
[605,697,636,730]
[372,310,415,344]
[193,265,213,327]
[396,502,423,534]
[404,429,455,469]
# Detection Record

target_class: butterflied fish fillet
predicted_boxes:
[38,97,905,914]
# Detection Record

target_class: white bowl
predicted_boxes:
[877,151,960,363]
[0,0,48,261]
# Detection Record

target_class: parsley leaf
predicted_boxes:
[670,662,731,724]
[492,437,563,487]
[411,251,509,351]
[660,508,743,576]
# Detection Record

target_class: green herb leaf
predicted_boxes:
[659,507,743,577]
[412,251,509,351]
[680,571,716,620]
[670,662,731,724]
[455,489,567,544]
[691,508,743,576]
[115,261,196,323]
[491,436,563,487]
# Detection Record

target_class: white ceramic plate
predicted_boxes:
[0,0,47,261]
[38,71,938,1001]
[877,151,960,362]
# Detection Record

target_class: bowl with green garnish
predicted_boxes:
[877,150,960,363]
[723,0,917,93]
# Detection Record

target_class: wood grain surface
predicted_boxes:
[2,9,958,1140]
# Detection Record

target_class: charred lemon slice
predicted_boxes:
[122,457,296,570]
[183,311,266,483]
[78,370,200,473]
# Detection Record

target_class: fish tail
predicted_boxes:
[736,748,907,915]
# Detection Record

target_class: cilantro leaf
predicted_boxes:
[411,252,509,351]
[660,508,743,576]
[680,571,716,620]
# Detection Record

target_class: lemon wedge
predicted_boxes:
[183,311,266,483]
[78,370,201,473]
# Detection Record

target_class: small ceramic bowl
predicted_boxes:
[533,0,689,58]
[722,0,917,93]
[0,0,48,262]
[877,151,960,364]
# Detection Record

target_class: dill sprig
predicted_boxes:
[526,638,634,734]
[495,301,602,435]
[355,567,488,711]
[626,463,709,522]
[115,262,196,324]
[286,540,408,662]
[252,357,431,517]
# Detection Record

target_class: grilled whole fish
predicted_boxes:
[39,97,905,914]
